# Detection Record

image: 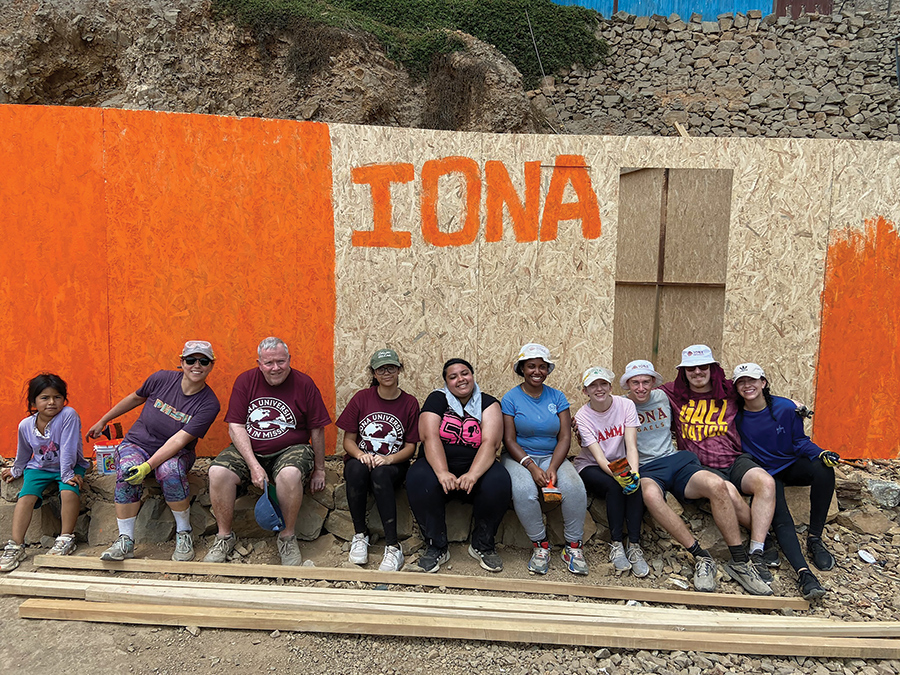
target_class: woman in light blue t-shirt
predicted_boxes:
[500,343,588,576]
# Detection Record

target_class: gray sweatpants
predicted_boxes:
[501,454,587,544]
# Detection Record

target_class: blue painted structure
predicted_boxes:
[552,0,772,20]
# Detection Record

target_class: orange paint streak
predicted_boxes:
[539,155,601,242]
[0,105,111,455]
[421,156,481,247]
[814,216,900,459]
[484,160,541,243]
[351,163,414,248]
[0,107,336,457]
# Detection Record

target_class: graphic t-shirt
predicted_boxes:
[14,406,89,483]
[225,368,332,456]
[420,390,499,462]
[501,384,569,457]
[573,396,639,472]
[660,382,742,470]
[336,386,421,458]
[632,389,677,465]
[125,370,221,454]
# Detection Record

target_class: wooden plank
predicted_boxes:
[656,285,725,377]
[616,167,664,282]
[32,556,810,611]
[612,284,658,386]
[3,573,828,627]
[80,584,900,638]
[19,599,900,659]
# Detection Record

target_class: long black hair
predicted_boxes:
[26,373,68,414]
[735,377,777,431]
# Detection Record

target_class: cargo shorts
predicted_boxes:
[210,443,315,487]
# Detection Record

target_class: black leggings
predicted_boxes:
[771,456,835,573]
[344,457,408,546]
[580,465,643,544]
[406,456,511,552]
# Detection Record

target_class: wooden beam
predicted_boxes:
[32,555,810,611]
[19,599,900,659]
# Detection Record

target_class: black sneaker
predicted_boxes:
[798,569,827,601]
[761,534,780,567]
[807,536,835,572]
[416,545,449,573]
[468,544,503,572]
[749,551,774,583]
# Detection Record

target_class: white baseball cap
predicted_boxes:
[677,344,718,368]
[732,362,766,382]
[514,343,555,375]
[582,366,615,388]
[620,360,664,389]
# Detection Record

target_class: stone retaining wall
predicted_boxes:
[530,10,900,140]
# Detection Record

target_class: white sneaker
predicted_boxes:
[48,535,77,556]
[379,545,404,572]
[349,533,369,565]
[1,540,26,572]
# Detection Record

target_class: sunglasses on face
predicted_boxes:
[183,357,213,366]
[686,364,710,372]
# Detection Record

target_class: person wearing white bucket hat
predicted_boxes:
[659,344,775,596]
[621,359,770,595]
[500,343,587,576]
[572,366,647,578]
[732,362,836,600]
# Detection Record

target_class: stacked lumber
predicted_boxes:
[2,558,899,658]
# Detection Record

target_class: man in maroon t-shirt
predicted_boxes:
[205,337,331,566]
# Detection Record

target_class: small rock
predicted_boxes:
[302,559,316,567]
[185,625,200,637]
[270,630,281,638]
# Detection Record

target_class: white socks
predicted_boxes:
[117,517,136,540]
[172,508,191,533]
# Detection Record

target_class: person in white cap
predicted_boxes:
[572,366,648,578]
[500,343,588,576]
[87,340,221,563]
[621,359,771,595]
[733,362,836,600]
[660,344,778,590]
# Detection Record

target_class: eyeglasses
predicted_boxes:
[685,364,710,372]
[183,357,213,366]
[375,365,399,375]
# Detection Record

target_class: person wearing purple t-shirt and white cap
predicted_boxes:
[88,340,221,563]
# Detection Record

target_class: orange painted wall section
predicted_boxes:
[0,106,111,454]
[815,216,900,459]
[0,106,336,457]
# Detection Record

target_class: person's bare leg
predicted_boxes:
[274,467,303,537]
[208,465,241,536]
[10,495,39,543]
[684,471,742,547]
[740,468,776,545]
[59,490,80,534]
[640,479,695,548]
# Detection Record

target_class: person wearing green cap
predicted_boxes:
[337,349,420,572]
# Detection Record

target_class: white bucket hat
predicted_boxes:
[514,343,555,375]
[619,360,664,389]
[677,344,718,369]
[582,366,615,388]
[732,362,766,382]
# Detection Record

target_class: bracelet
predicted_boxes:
[520,456,534,468]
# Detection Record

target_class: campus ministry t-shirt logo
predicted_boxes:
[358,412,404,455]
[247,398,296,440]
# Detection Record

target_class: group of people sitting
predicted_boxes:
[0,337,841,601]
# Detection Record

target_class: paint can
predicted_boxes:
[94,444,119,475]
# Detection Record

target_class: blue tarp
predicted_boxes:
[552,0,772,21]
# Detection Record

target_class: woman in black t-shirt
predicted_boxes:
[406,358,511,573]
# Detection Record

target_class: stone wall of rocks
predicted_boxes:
[529,10,900,140]
[6,456,898,570]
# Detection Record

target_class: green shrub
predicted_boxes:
[213,0,606,86]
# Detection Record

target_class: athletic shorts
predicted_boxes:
[702,453,763,495]
[211,443,314,487]
[19,466,87,507]
[641,451,703,504]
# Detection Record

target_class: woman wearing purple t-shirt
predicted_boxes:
[337,349,420,572]
[87,340,221,563]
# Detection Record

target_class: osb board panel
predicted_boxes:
[101,111,336,455]
[616,168,664,283]
[656,287,726,380]
[0,105,110,450]
[815,140,900,457]
[612,285,658,390]
[330,127,484,412]
[663,169,732,285]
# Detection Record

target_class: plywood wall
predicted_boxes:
[2,105,899,457]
